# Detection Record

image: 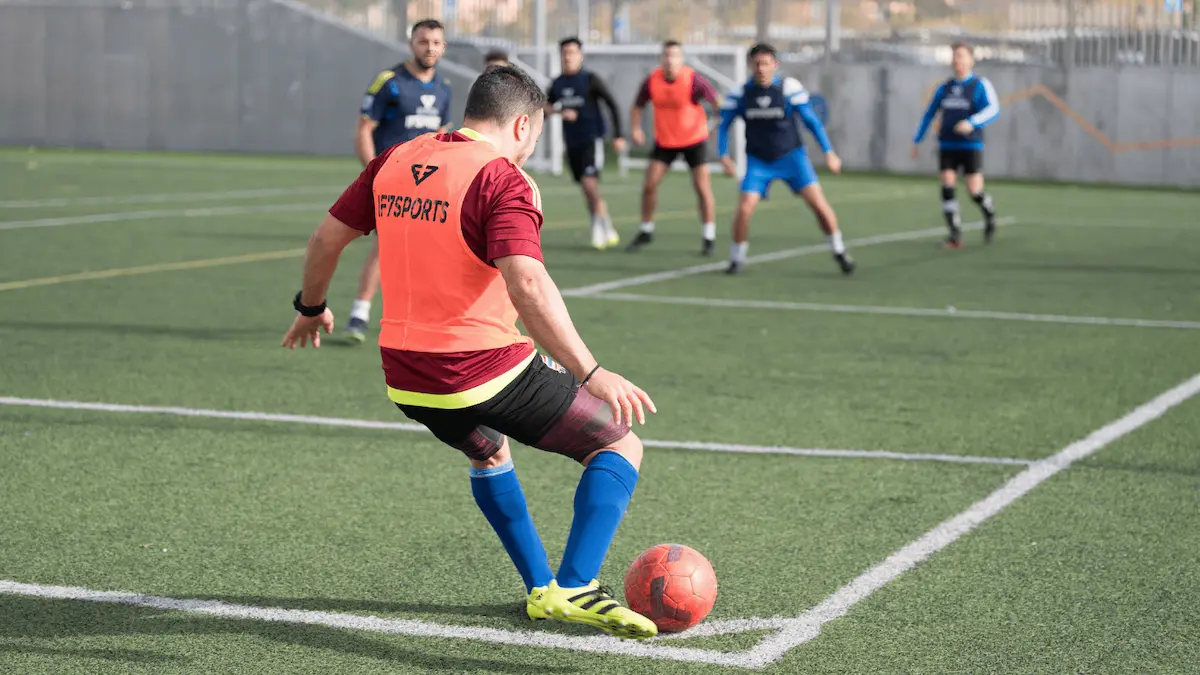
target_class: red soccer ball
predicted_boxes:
[623,543,717,633]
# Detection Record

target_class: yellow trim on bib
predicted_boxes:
[387,351,537,410]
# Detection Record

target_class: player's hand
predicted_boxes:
[954,120,974,136]
[631,128,646,147]
[561,108,579,122]
[720,156,737,177]
[826,151,843,175]
[612,137,627,153]
[911,145,920,159]
[281,309,334,349]
[584,368,657,427]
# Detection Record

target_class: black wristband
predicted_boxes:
[293,291,327,317]
[580,364,601,386]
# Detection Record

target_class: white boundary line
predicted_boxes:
[0,202,334,231]
[0,397,1029,467]
[1,374,1196,667]
[736,371,1200,668]
[0,579,748,667]
[561,218,1015,297]
[0,186,338,209]
[579,293,1200,332]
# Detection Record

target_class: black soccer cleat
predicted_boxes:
[625,231,654,252]
[725,260,742,275]
[834,252,856,275]
[983,215,997,244]
[700,238,715,256]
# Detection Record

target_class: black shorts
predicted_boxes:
[939,149,983,175]
[651,141,707,169]
[566,140,604,182]
[395,355,629,463]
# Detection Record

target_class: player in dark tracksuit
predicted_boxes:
[545,37,626,250]
[912,42,1001,248]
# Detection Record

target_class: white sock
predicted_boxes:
[351,300,372,323]
[731,241,749,263]
[827,231,846,255]
[639,221,655,234]
[604,217,617,234]
[702,222,716,241]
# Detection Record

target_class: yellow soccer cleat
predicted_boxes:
[526,580,657,640]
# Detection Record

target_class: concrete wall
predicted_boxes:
[2,0,1198,187]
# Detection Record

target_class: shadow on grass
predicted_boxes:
[0,595,583,673]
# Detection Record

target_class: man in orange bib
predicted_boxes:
[626,40,722,255]
[280,66,659,640]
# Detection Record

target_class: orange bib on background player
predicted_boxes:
[648,66,709,149]
[372,133,535,355]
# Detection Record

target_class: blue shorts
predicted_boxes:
[741,147,819,198]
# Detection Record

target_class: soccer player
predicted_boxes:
[280,66,659,640]
[911,41,1000,248]
[484,49,509,68]
[717,43,854,275]
[546,37,626,250]
[344,19,453,344]
[626,40,722,255]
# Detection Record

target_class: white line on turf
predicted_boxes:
[0,202,333,231]
[737,371,1200,669]
[0,397,1028,467]
[3,374,1194,667]
[0,186,339,209]
[561,218,1015,297]
[579,293,1200,332]
[0,580,747,667]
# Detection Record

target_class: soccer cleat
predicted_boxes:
[527,580,658,640]
[344,317,368,345]
[604,222,620,248]
[625,231,654,252]
[725,260,742,275]
[983,215,997,243]
[700,238,715,256]
[834,252,856,275]
[942,228,964,250]
[590,222,608,250]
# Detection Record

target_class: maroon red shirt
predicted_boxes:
[329,131,542,394]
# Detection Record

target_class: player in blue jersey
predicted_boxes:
[716,43,854,275]
[912,42,1000,248]
[344,19,453,344]
[545,38,626,250]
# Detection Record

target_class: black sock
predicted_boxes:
[971,191,996,218]
[941,186,961,236]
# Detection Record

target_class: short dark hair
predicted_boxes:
[464,65,547,124]
[951,41,974,54]
[560,37,583,50]
[411,19,444,35]
[749,42,777,59]
[484,48,509,63]
[663,40,682,51]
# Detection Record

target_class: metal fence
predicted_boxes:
[310,0,1200,66]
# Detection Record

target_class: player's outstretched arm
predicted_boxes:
[629,77,652,146]
[912,84,947,147]
[496,254,656,426]
[281,214,363,349]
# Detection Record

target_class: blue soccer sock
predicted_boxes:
[557,451,640,589]
[470,461,554,593]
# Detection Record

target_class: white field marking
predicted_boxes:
[0,397,1028,467]
[580,292,1200,332]
[561,217,1014,297]
[0,186,339,209]
[735,371,1200,669]
[0,182,641,210]
[7,376,1195,666]
[0,580,748,667]
[0,202,333,231]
